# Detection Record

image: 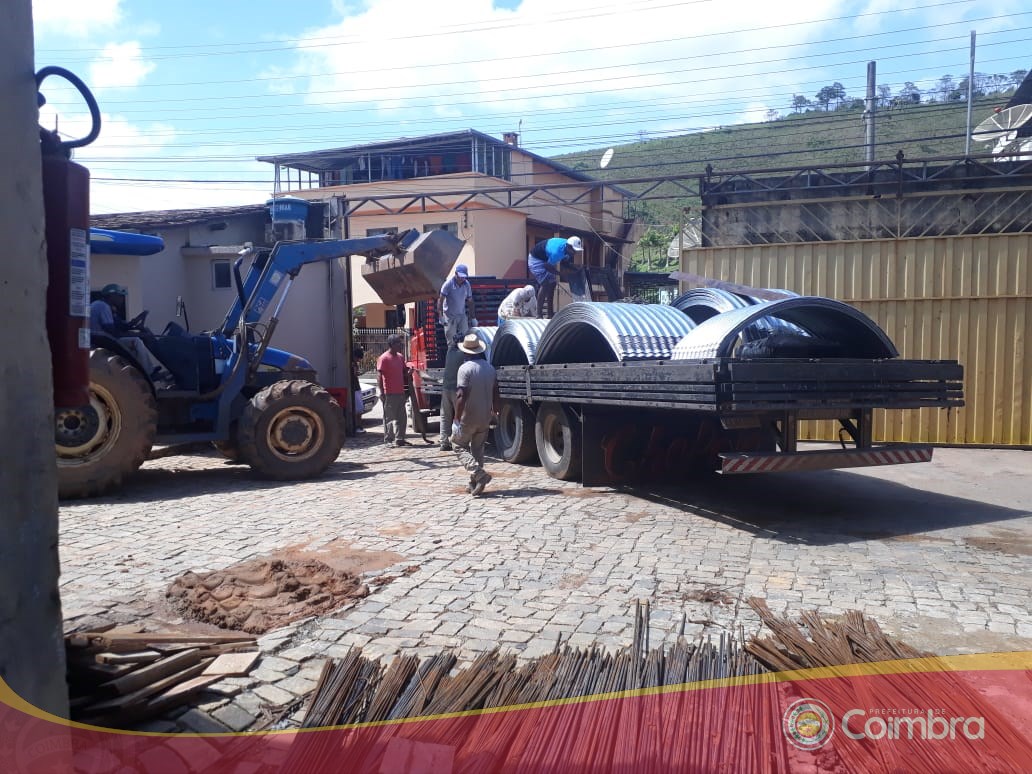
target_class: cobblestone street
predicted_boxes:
[58,415,1032,732]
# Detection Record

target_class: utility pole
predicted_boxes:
[864,61,877,168]
[965,31,976,156]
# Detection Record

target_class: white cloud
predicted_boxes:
[278,0,848,146]
[67,115,270,213]
[32,0,121,36]
[89,42,155,91]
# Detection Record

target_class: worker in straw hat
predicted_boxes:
[450,333,500,496]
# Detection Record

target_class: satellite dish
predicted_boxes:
[600,148,614,169]
[972,104,1032,143]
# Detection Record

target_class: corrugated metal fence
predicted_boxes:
[681,234,1031,446]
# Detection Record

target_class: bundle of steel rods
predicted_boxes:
[288,602,785,771]
[746,598,1032,772]
[287,600,1030,771]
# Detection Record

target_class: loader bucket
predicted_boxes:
[361,229,466,305]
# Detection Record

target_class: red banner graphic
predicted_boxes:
[5,653,1031,772]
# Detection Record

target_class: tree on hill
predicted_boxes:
[877,84,892,106]
[815,82,846,111]
[936,75,957,102]
[791,94,811,113]
[895,81,921,106]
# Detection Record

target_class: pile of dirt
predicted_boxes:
[167,557,370,634]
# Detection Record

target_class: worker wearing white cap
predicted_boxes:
[527,236,583,317]
[496,284,538,323]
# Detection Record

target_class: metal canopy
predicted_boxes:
[534,302,696,365]
[670,297,898,360]
[491,318,549,367]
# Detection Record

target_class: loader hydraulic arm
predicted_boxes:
[221,229,420,335]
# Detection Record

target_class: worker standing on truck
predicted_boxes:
[438,334,466,452]
[438,264,475,344]
[496,284,538,324]
[376,334,411,447]
[89,284,176,389]
[450,333,500,496]
[527,236,583,317]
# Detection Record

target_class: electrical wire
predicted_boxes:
[36,0,979,64]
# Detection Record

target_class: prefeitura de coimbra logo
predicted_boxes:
[783,698,835,750]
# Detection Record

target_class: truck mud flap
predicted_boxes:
[719,445,932,474]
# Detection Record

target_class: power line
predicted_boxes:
[36,0,977,63]
[81,95,1002,170]
[38,0,990,94]
[70,62,1024,156]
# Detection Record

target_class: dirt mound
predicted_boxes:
[167,557,369,633]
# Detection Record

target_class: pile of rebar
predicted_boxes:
[286,602,1030,771]
[746,598,1032,773]
[288,602,783,771]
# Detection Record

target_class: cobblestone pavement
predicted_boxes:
[58,414,1032,732]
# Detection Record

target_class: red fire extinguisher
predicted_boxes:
[37,67,101,445]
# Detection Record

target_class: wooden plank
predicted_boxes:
[95,650,162,665]
[100,649,203,696]
[78,660,212,715]
[201,651,260,677]
[93,632,255,644]
[142,675,223,717]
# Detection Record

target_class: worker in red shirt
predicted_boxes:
[376,333,411,447]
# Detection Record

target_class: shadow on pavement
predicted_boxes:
[625,468,1029,546]
[65,457,374,505]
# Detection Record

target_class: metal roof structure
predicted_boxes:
[490,318,549,367]
[256,128,625,190]
[670,297,898,360]
[90,204,268,231]
[534,302,696,365]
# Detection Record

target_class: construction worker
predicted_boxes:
[376,333,411,447]
[496,284,538,323]
[438,264,475,344]
[527,236,583,317]
[450,333,500,496]
[438,334,466,452]
[89,284,176,388]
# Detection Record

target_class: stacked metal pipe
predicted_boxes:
[490,318,549,367]
[533,302,696,365]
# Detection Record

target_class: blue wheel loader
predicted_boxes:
[57,228,464,498]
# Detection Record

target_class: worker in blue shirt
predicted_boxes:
[527,236,583,317]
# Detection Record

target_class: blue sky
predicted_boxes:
[32,0,1030,213]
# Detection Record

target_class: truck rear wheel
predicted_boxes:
[495,400,537,463]
[535,402,582,481]
[237,380,343,480]
[57,349,157,499]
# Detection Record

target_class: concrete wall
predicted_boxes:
[0,0,68,716]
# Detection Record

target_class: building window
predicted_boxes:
[366,227,397,236]
[423,222,458,235]
[212,259,232,289]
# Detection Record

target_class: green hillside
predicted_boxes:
[553,90,1020,270]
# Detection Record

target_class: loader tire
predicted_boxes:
[495,400,538,464]
[57,349,157,499]
[535,402,582,481]
[213,439,241,463]
[237,380,343,480]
